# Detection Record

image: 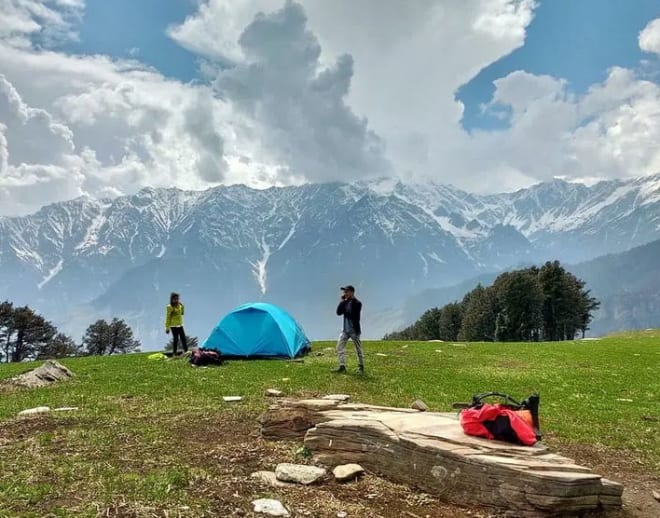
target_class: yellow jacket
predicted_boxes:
[165,303,184,330]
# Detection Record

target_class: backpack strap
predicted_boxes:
[470,392,523,409]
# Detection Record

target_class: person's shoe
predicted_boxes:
[332,365,347,374]
[356,365,365,374]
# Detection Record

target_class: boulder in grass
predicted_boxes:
[7,360,74,389]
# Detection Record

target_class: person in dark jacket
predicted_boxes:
[333,285,364,374]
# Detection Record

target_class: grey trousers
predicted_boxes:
[336,330,364,367]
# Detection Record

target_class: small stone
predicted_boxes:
[333,463,364,482]
[337,512,348,518]
[265,389,283,397]
[275,463,326,485]
[252,499,289,517]
[653,490,660,502]
[251,471,293,488]
[18,406,51,416]
[53,407,79,412]
[223,396,242,402]
[411,399,429,412]
[322,394,351,402]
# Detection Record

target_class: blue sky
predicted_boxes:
[458,0,660,130]
[63,0,200,81]
[63,0,660,132]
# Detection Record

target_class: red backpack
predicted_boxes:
[456,392,541,446]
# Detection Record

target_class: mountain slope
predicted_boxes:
[397,237,660,337]
[1,174,659,344]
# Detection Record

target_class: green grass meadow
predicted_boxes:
[0,335,659,516]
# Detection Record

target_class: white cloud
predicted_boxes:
[468,67,660,186]
[639,18,660,56]
[172,0,538,177]
[211,1,389,182]
[0,0,85,48]
[0,0,659,215]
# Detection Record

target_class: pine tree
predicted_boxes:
[458,285,497,341]
[10,306,57,362]
[0,301,14,363]
[438,303,462,341]
[38,333,81,359]
[493,269,543,341]
[83,319,140,355]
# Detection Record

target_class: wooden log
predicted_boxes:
[260,399,623,517]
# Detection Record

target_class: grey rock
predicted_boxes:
[252,499,289,517]
[333,463,365,482]
[250,471,292,488]
[411,399,429,411]
[265,389,284,397]
[275,463,326,485]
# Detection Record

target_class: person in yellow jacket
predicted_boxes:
[165,292,187,355]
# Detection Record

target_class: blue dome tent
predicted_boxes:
[202,303,311,358]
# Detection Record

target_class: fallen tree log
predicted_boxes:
[259,399,623,517]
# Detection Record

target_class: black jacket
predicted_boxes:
[337,297,362,335]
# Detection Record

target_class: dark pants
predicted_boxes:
[172,327,188,354]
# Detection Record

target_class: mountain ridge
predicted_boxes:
[1,174,659,345]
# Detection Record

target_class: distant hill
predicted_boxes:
[397,238,660,337]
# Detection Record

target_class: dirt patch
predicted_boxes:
[553,440,660,518]
[3,409,654,517]
[0,415,58,444]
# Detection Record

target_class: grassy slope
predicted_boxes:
[0,336,659,516]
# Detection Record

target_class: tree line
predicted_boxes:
[384,261,600,342]
[0,301,141,363]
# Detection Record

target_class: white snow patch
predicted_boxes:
[75,206,109,251]
[11,245,44,269]
[38,259,63,289]
[427,252,445,264]
[250,237,271,295]
[418,253,428,276]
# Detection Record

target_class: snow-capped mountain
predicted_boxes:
[1,174,659,345]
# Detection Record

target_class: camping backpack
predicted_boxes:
[189,348,223,367]
[455,392,542,446]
